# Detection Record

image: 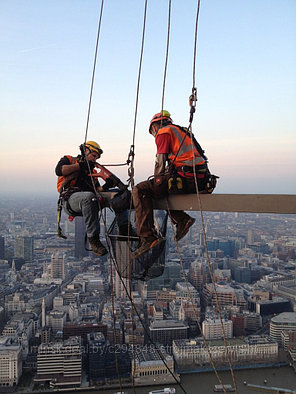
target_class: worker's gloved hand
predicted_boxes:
[102,178,114,191]
[79,161,96,172]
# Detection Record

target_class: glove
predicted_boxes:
[102,178,114,191]
[79,161,96,172]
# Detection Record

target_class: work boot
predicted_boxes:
[175,217,195,242]
[88,235,108,256]
[131,236,165,260]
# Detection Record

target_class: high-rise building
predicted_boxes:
[14,236,34,264]
[189,261,207,290]
[51,253,65,280]
[0,236,4,259]
[41,298,46,328]
[114,242,131,299]
[74,217,88,258]
[247,229,254,245]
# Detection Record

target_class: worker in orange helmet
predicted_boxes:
[131,111,217,259]
[55,141,134,257]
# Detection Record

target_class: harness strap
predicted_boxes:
[175,163,207,174]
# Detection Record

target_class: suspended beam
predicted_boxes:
[102,193,296,215]
[155,194,296,214]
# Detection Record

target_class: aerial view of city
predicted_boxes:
[1,1,295,393]
[0,196,295,393]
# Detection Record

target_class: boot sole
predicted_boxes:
[131,238,165,260]
[176,218,195,242]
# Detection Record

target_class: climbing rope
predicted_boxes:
[127,0,148,188]
[187,1,239,392]
[76,0,235,392]
[79,1,125,389]
[83,0,104,146]
[166,205,230,393]
[79,1,187,392]
[109,234,123,393]
[110,250,188,394]
[160,0,172,121]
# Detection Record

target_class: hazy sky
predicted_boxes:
[1,0,295,196]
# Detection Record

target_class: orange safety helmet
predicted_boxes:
[149,110,172,133]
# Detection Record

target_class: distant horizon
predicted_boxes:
[1,1,295,195]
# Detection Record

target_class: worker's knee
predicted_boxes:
[81,192,97,204]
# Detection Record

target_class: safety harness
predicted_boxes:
[57,156,80,239]
[167,124,219,194]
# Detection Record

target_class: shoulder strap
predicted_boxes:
[173,124,207,161]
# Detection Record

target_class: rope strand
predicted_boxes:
[160,0,172,118]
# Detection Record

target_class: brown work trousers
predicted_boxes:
[132,173,205,240]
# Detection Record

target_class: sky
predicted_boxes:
[1,0,295,197]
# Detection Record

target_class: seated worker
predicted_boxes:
[131,110,217,259]
[55,141,133,256]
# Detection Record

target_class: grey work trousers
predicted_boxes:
[63,191,127,238]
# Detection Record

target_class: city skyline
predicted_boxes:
[0,196,296,392]
[1,0,296,196]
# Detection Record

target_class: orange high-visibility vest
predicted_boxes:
[157,125,205,168]
[56,155,79,193]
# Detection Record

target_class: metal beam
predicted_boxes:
[154,194,296,214]
[102,192,296,215]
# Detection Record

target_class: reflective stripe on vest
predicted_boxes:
[57,155,78,193]
[157,125,205,167]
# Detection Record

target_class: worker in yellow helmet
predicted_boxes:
[55,141,134,256]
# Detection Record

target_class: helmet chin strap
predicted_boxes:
[150,124,160,137]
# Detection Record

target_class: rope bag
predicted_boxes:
[108,210,168,281]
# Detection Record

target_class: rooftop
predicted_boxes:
[271,312,296,324]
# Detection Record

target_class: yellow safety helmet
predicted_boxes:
[149,110,172,133]
[84,141,103,155]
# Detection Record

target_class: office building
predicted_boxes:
[0,236,4,259]
[88,332,130,383]
[188,261,207,290]
[255,297,291,316]
[202,283,237,307]
[14,236,34,264]
[270,312,296,345]
[173,336,278,370]
[51,253,65,280]
[5,293,26,315]
[149,320,188,346]
[47,311,66,333]
[0,337,22,388]
[35,337,81,388]
[132,346,177,385]
[202,318,233,340]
